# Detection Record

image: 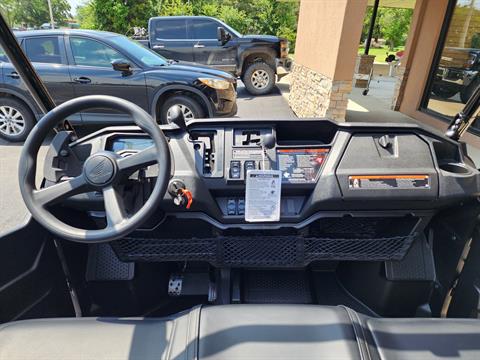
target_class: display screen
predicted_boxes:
[277,148,329,183]
[110,137,154,152]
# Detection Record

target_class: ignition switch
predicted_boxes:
[168,179,193,209]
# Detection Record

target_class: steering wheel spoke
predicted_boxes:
[103,185,128,227]
[117,145,157,174]
[33,175,90,207]
[20,95,170,243]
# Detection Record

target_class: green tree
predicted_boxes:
[93,0,155,34]
[380,8,413,50]
[361,7,413,50]
[76,2,95,29]
[158,0,193,16]
[0,0,17,27]
[77,0,299,53]
[4,0,71,27]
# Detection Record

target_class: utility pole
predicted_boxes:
[47,0,55,29]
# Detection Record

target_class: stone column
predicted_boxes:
[354,54,376,88]
[289,0,368,121]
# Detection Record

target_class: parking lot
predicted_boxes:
[0,83,294,235]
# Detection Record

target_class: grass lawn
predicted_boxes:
[358,46,405,63]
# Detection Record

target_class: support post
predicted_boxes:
[365,0,380,55]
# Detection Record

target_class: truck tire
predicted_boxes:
[243,62,276,95]
[160,95,205,124]
[460,78,480,104]
[0,97,35,142]
[432,83,458,99]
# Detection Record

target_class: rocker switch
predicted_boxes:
[227,199,237,215]
[230,161,241,179]
[244,160,256,174]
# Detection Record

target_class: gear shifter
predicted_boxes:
[260,133,276,149]
[169,105,190,135]
[260,133,276,169]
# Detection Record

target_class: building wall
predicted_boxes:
[289,0,367,120]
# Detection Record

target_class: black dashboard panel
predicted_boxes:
[51,119,480,229]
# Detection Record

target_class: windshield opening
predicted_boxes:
[217,19,242,38]
[109,35,167,67]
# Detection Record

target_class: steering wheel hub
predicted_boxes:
[83,154,116,186]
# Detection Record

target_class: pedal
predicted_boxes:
[168,273,217,302]
[168,274,183,296]
[86,243,134,281]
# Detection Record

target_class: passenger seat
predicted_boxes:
[1,304,479,360]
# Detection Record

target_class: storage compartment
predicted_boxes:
[112,215,423,267]
[439,162,471,174]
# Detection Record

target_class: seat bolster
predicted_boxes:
[0,306,201,360]
[362,316,480,360]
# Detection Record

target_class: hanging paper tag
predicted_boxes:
[245,170,282,222]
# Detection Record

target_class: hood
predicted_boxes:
[162,61,235,81]
[241,34,282,43]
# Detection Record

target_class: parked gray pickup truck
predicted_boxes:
[137,16,291,95]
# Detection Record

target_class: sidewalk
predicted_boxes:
[346,76,414,123]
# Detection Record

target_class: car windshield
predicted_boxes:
[217,19,242,38]
[108,35,167,67]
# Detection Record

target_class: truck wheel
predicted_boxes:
[0,97,35,142]
[243,62,276,95]
[432,83,458,99]
[460,78,480,104]
[160,95,205,124]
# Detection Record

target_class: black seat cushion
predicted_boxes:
[0,308,200,360]
[363,317,480,360]
[1,304,480,360]
[198,304,363,359]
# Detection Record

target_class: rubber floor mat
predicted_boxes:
[243,270,312,304]
[312,271,377,316]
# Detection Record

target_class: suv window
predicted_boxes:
[0,47,8,63]
[70,37,128,67]
[154,19,187,40]
[25,37,61,64]
[190,19,218,39]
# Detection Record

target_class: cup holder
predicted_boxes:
[439,163,471,174]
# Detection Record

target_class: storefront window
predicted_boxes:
[423,0,480,131]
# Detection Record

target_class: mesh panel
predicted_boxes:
[304,236,414,261]
[111,217,419,266]
[223,237,298,266]
[114,238,216,262]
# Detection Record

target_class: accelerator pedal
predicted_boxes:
[168,273,217,302]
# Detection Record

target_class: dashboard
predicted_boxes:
[44,118,480,228]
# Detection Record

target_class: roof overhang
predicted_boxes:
[367,0,416,9]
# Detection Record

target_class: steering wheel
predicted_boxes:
[18,95,171,243]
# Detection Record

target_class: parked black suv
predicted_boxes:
[143,16,291,95]
[0,30,237,141]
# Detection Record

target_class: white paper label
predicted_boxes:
[245,170,282,222]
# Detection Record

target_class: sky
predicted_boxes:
[67,0,83,16]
